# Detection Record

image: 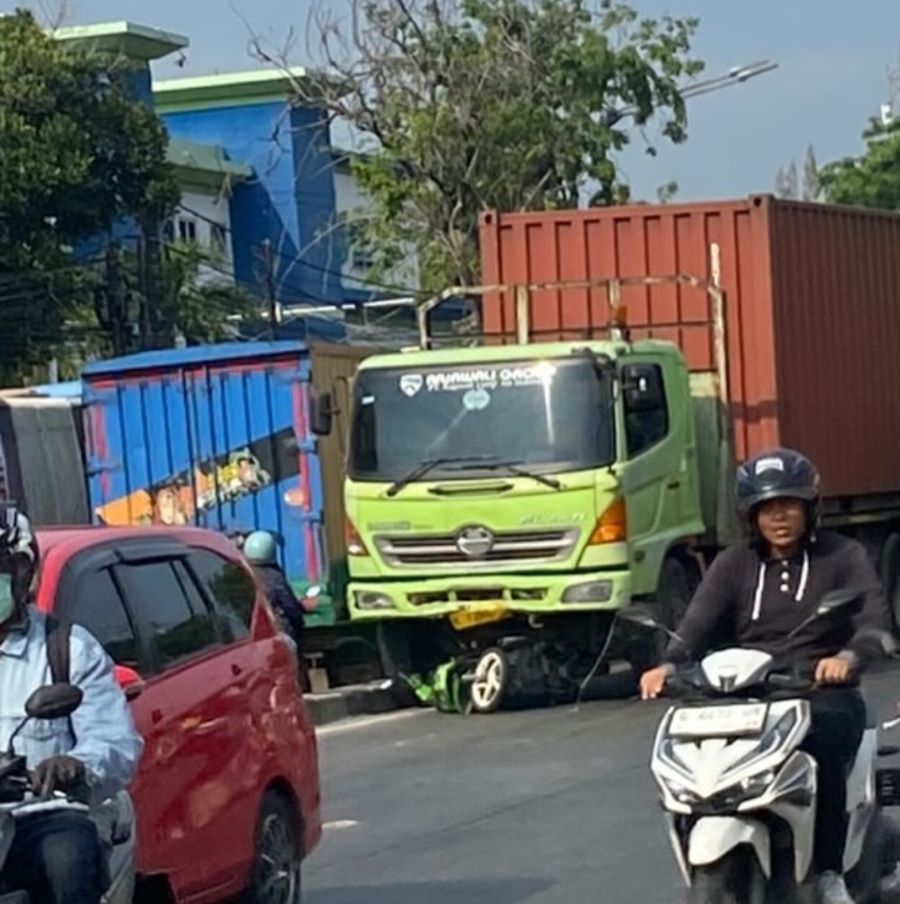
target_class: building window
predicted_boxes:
[177,217,198,243]
[210,223,228,256]
[345,219,375,271]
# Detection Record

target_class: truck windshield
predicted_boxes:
[349,357,614,482]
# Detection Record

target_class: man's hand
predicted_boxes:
[814,654,856,686]
[32,755,86,800]
[640,664,675,700]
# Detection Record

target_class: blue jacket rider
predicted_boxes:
[0,507,143,904]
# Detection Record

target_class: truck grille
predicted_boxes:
[375,528,579,569]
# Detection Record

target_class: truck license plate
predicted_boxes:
[668,703,768,739]
[449,608,509,631]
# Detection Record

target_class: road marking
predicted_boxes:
[316,708,428,737]
[323,819,359,831]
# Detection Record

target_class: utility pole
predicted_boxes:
[260,239,281,340]
[105,242,128,356]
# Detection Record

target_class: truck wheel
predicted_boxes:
[245,791,302,904]
[658,555,700,630]
[470,648,510,714]
[881,535,900,634]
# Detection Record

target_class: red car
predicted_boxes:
[33,526,322,904]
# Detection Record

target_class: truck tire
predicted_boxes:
[881,534,900,634]
[658,554,700,630]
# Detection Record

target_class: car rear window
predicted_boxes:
[187,550,255,641]
[68,568,140,668]
[117,560,219,670]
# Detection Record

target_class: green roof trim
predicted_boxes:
[167,139,253,193]
[154,66,340,112]
[54,21,188,61]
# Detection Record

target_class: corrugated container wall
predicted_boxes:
[82,342,332,617]
[479,195,900,501]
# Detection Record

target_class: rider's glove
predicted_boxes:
[32,755,86,800]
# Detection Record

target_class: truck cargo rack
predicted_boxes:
[415,273,728,413]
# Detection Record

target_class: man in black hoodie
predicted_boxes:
[640,448,891,904]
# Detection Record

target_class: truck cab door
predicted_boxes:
[616,355,702,595]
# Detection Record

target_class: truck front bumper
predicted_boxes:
[347,569,633,621]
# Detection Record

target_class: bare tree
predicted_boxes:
[248,0,703,291]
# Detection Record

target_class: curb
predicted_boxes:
[306,681,400,726]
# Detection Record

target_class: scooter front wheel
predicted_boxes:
[689,850,767,904]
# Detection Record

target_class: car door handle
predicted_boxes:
[125,681,146,702]
[151,709,164,724]
[231,663,244,678]
[666,479,681,490]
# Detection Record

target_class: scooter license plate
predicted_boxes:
[668,703,768,738]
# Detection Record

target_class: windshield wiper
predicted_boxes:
[450,460,563,491]
[386,456,495,497]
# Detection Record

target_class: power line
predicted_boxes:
[175,203,420,297]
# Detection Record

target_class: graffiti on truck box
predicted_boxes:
[95,429,299,526]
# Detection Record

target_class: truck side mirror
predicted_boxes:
[622,364,665,411]
[310,391,334,437]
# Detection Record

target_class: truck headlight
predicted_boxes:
[562,580,614,604]
[355,591,396,611]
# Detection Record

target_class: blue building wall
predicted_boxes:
[162,102,353,307]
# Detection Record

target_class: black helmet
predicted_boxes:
[736,448,820,517]
[0,506,38,602]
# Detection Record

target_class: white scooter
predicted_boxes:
[0,683,135,904]
[621,591,896,903]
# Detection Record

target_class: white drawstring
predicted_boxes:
[751,563,766,621]
[751,551,810,621]
[795,551,809,602]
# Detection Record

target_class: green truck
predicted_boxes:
[310,197,900,711]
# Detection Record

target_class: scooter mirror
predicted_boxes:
[617,605,663,632]
[815,589,862,617]
[24,683,83,721]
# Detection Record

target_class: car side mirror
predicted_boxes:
[114,665,145,701]
[622,364,664,411]
[310,391,334,437]
[25,683,83,721]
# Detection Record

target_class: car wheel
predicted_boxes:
[246,791,303,904]
[470,648,509,714]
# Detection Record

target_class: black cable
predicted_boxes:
[175,203,420,297]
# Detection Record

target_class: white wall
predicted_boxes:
[332,167,419,295]
[172,189,234,285]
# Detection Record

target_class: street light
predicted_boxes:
[606,59,779,123]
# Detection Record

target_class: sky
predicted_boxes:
[5,0,899,202]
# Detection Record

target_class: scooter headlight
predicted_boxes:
[725,709,798,780]
[661,776,699,806]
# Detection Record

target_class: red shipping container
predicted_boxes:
[478,195,900,502]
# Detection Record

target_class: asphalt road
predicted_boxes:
[305,667,900,904]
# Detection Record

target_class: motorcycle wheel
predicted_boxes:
[689,851,766,904]
[470,648,510,714]
[245,791,302,904]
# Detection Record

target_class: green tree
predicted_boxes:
[264,0,702,292]
[0,9,179,382]
[820,118,900,209]
[157,243,259,346]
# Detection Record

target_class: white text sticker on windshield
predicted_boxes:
[399,374,424,397]
[754,456,785,475]
[462,388,491,411]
